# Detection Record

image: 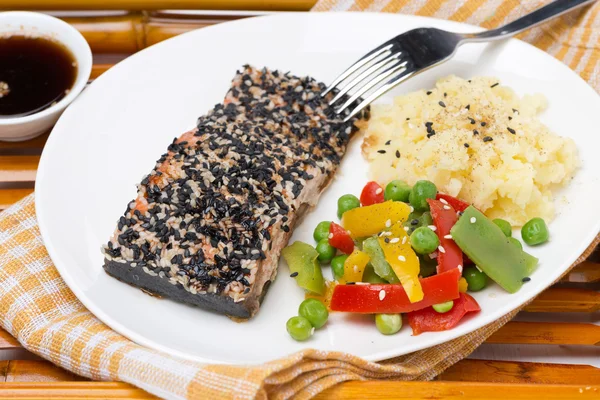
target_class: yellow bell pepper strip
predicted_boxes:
[378,222,424,303]
[341,201,411,238]
[458,277,468,293]
[341,249,370,284]
[305,280,337,309]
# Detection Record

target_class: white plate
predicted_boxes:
[36,12,600,364]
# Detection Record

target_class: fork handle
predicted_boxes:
[462,0,597,42]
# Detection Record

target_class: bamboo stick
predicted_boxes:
[0,189,33,210]
[5,361,86,383]
[524,287,600,313]
[487,322,600,346]
[3,0,316,11]
[0,156,39,183]
[438,359,600,385]
[316,381,600,399]
[62,15,144,53]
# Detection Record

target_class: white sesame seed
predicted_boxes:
[403,226,409,232]
[402,236,407,244]
[410,206,414,212]
[379,289,386,301]
[353,265,359,273]
[439,198,448,205]
[438,246,446,253]
[475,265,482,273]
[311,327,315,335]
[375,188,383,195]
[355,282,369,285]
[443,205,451,210]
[390,238,400,244]
[328,233,333,239]
[398,255,406,262]
[470,217,477,224]
[458,264,463,273]
[347,230,352,235]
[444,234,452,239]
[385,219,392,228]
[428,225,437,231]
[384,231,393,236]
[429,252,438,259]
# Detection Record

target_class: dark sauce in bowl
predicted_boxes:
[0,35,77,118]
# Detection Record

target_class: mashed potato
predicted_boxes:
[363,76,579,226]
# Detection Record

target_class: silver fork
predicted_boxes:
[325,0,596,121]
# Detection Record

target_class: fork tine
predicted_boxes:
[335,60,408,114]
[342,68,415,122]
[328,52,403,107]
[321,43,393,97]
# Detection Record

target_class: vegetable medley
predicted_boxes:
[282,179,549,341]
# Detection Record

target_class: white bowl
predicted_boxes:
[0,12,92,141]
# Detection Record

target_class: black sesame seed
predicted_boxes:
[426,91,432,95]
[443,92,447,97]
[427,131,436,138]
[507,127,516,134]
[473,130,479,135]
[465,104,470,110]
[377,149,387,154]
[480,122,487,127]
[508,116,513,120]
[522,277,531,282]
[385,140,391,145]
[464,143,470,148]
[469,118,475,124]
[395,150,401,158]
[384,238,390,243]
[346,282,356,285]
[282,225,290,233]
[490,83,499,88]
[512,108,519,113]
[290,272,299,278]
[438,101,446,108]
[483,136,493,142]
[411,219,419,226]
[406,117,410,121]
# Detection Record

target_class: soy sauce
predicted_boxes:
[0,35,77,117]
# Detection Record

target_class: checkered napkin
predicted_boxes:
[1,1,599,398]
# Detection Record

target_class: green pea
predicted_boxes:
[409,180,437,211]
[410,226,440,255]
[432,300,454,313]
[420,211,433,227]
[298,298,329,329]
[337,194,360,219]
[313,221,331,242]
[493,218,512,237]
[521,217,549,246]
[316,239,336,263]
[384,180,411,202]
[375,313,402,335]
[331,255,348,281]
[463,266,487,292]
[509,237,523,250]
[286,316,313,341]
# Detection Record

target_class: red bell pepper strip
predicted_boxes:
[360,181,385,206]
[435,193,471,213]
[329,268,460,314]
[427,199,463,274]
[328,222,354,255]
[407,292,481,335]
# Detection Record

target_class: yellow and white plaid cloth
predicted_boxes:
[0,1,599,399]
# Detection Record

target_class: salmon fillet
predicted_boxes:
[102,65,369,318]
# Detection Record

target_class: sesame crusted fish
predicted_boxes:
[102,65,369,319]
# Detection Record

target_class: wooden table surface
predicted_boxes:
[0,3,598,399]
